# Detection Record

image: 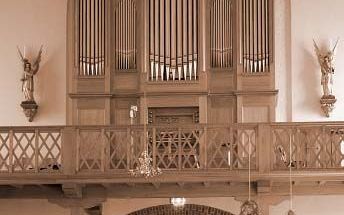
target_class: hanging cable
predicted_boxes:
[248,137,251,201]
[289,137,293,210]
[239,135,259,215]
[288,134,296,215]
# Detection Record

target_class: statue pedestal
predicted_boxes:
[21,100,38,122]
[320,95,336,117]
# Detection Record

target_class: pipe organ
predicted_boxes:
[77,0,106,76]
[242,0,271,73]
[210,0,233,69]
[149,0,199,81]
[114,0,137,70]
[69,0,277,126]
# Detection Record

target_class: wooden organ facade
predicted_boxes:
[67,0,277,126]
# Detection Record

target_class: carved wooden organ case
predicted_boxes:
[66,0,277,125]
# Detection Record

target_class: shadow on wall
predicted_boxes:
[127,204,235,215]
[34,48,64,122]
[299,44,322,116]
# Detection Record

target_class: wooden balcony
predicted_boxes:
[1,123,344,198]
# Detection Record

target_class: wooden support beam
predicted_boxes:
[101,183,113,189]
[9,184,24,190]
[85,205,102,215]
[318,181,327,186]
[126,183,136,188]
[177,182,185,188]
[257,180,271,194]
[203,182,211,188]
[62,183,83,199]
[152,182,160,189]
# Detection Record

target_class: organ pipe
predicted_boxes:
[242,0,271,73]
[114,0,136,70]
[78,0,106,76]
[149,0,199,81]
[210,0,233,69]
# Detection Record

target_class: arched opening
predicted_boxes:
[127,204,234,215]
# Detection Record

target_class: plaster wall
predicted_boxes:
[104,196,344,215]
[0,199,69,215]
[0,0,67,125]
[289,0,344,121]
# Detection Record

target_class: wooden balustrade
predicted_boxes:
[1,123,344,178]
[75,124,258,172]
[272,123,344,170]
[0,127,63,173]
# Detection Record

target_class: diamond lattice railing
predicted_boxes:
[272,125,344,170]
[37,131,62,172]
[12,132,36,172]
[0,128,62,173]
[106,129,128,170]
[0,132,10,172]
[78,129,103,171]
[2,123,344,177]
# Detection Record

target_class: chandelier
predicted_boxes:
[128,93,162,178]
[129,150,162,178]
[240,200,259,215]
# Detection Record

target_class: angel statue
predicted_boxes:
[17,46,43,102]
[313,39,339,97]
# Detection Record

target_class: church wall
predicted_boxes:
[290,0,344,121]
[0,0,344,124]
[104,196,344,215]
[2,196,344,215]
[0,199,69,215]
[0,0,67,126]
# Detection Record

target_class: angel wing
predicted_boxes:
[313,39,323,64]
[31,45,43,74]
[17,46,25,63]
[313,39,322,57]
[332,38,339,53]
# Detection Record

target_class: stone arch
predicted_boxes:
[127,204,235,215]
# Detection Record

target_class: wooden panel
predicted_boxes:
[112,72,139,92]
[147,95,200,108]
[209,71,235,93]
[242,106,269,123]
[148,107,199,124]
[77,109,105,125]
[239,74,274,91]
[77,78,105,92]
[77,98,105,109]
[209,96,234,124]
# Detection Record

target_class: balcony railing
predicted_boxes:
[1,123,344,179]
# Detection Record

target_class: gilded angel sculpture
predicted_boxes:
[17,46,43,102]
[313,39,338,97]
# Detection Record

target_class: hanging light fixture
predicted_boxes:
[129,150,162,178]
[128,92,162,178]
[170,197,186,207]
[287,137,296,215]
[239,139,261,215]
